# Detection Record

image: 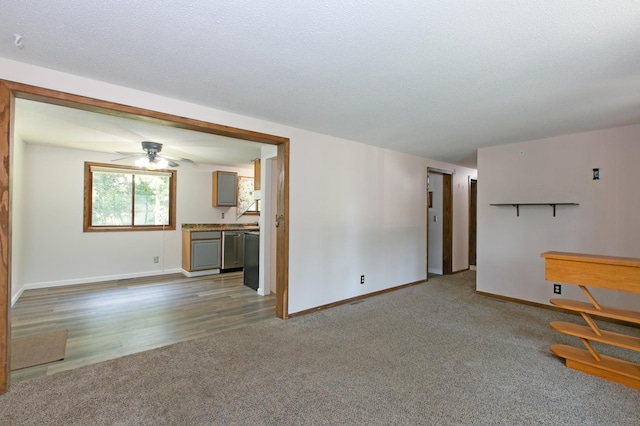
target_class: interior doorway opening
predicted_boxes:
[469,178,477,270]
[0,80,290,393]
[426,167,453,278]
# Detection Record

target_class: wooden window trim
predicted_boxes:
[83,162,177,232]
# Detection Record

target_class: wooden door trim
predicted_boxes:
[0,81,11,397]
[468,177,477,267]
[442,174,453,275]
[276,143,289,318]
[0,79,291,394]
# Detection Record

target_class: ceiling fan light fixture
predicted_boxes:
[114,141,191,169]
[155,158,169,169]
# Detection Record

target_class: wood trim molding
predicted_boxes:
[0,80,12,394]
[2,80,289,145]
[468,177,477,267]
[288,279,426,318]
[276,142,289,319]
[0,78,291,394]
[443,174,453,274]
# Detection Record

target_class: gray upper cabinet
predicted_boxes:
[212,171,237,207]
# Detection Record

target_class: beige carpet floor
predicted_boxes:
[0,271,639,425]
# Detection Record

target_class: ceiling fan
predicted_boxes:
[113,141,194,169]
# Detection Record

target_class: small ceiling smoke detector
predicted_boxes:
[13,34,24,49]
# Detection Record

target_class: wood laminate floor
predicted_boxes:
[10,272,276,384]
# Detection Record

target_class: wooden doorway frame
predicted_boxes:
[468,177,477,268]
[0,80,290,394]
[426,167,453,278]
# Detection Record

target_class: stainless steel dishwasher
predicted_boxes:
[222,231,244,271]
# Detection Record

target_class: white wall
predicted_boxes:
[10,134,27,305]
[287,131,476,312]
[257,144,277,296]
[477,124,640,310]
[19,143,253,288]
[1,58,476,314]
[427,173,443,274]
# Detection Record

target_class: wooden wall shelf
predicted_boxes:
[541,251,640,390]
[491,203,578,217]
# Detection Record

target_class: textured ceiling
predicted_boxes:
[2,1,640,167]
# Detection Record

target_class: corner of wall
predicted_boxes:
[11,286,24,307]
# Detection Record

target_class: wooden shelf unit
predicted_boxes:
[541,251,640,390]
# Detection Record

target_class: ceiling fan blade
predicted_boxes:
[116,151,145,156]
[113,143,195,168]
[160,153,194,163]
[112,154,144,161]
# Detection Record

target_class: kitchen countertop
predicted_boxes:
[182,223,260,232]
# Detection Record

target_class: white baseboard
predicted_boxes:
[470,265,477,271]
[180,268,221,277]
[428,268,443,275]
[11,286,25,306]
[23,269,183,291]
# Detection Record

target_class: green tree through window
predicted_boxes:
[91,171,133,226]
[134,174,170,226]
[84,162,176,231]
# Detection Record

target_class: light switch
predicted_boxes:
[433,215,438,222]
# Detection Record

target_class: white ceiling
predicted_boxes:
[3,1,640,168]
[14,99,264,168]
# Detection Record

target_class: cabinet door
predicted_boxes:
[212,171,237,207]
[191,240,221,270]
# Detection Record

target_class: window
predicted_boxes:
[237,176,260,217]
[84,162,176,232]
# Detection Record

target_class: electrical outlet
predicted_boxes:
[553,284,562,294]
[593,168,600,180]
[221,212,225,219]
[154,256,159,264]
[360,275,365,284]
